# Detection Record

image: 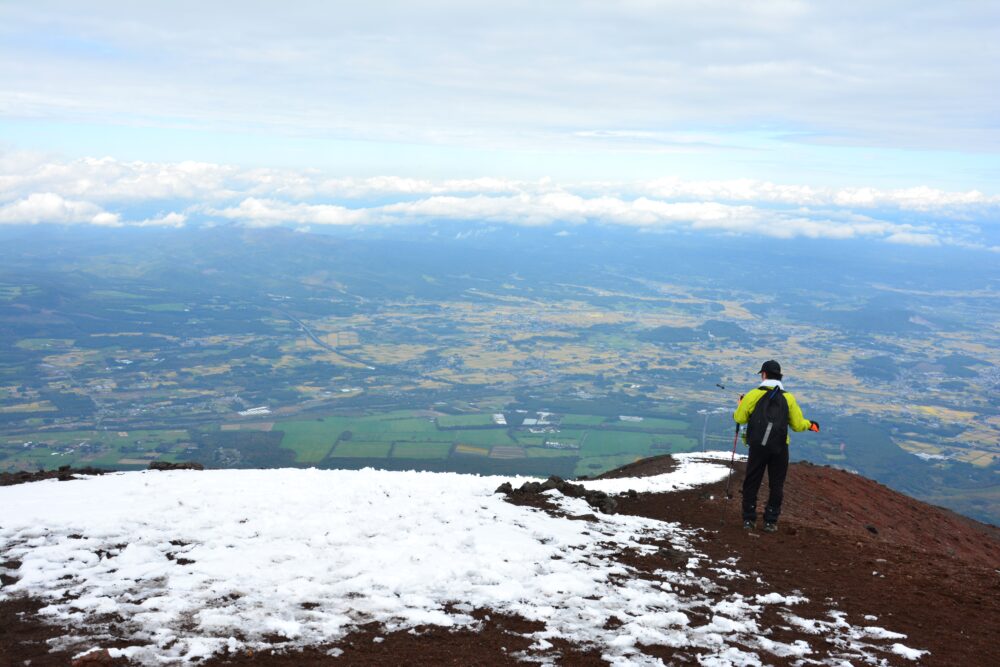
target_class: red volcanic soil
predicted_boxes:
[2,457,998,666]
[609,457,1000,667]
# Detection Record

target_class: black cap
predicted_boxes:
[757,360,781,377]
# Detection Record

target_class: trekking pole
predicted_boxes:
[723,394,744,500]
[714,392,743,529]
[724,421,740,499]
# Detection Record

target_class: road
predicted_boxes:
[280,310,375,369]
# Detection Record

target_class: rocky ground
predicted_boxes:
[2,457,998,666]
[611,458,1000,666]
[0,466,109,487]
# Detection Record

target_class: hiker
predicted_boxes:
[734,360,819,532]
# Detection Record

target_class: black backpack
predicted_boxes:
[745,387,789,447]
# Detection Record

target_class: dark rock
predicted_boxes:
[656,547,689,567]
[498,476,620,513]
[603,615,624,629]
[866,524,879,535]
[149,461,204,471]
[541,476,564,490]
[0,467,108,486]
[71,648,113,665]
[597,497,618,513]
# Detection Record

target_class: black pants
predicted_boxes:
[741,441,789,524]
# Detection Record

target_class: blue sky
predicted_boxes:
[1,1,998,248]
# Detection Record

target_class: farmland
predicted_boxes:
[0,429,192,470]
[0,226,997,524]
[0,408,705,478]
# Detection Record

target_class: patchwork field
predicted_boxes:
[0,410,704,475]
[270,410,702,472]
[1,429,191,469]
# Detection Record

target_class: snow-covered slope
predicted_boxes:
[0,453,927,665]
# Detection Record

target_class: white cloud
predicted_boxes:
[204,191,937,246]
[209,198,367,227]
[639,177,1000,212]
[3,154,998,223]
[0,154,537,203]
[135,212,187,228]
[376,193,763,230]
[314,176,528,198]
[0,190,187,228]
[832,185,994,211]
[885,232,941,247]
[0,192,115,225]
[0,155,242,203]
[3,154,999,248]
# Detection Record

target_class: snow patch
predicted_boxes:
[892,643,929,660]
[578,451,739,494]
[0,466,922,665]
[755,592,807,605]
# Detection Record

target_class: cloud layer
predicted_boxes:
[2,2,998,151]
[2,2,999,189]
[1,153,997,250]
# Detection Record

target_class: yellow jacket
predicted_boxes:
[734,386,812,444]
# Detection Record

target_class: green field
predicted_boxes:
[651,434,699,451]
[392,442,453,459]
[1,429,190,469]
[330,441,394,458]
[511,433,548,446]
[580,430,658,456]
[2,410,698,479]
[276,419,351,462]
[365,417,440,434]
[277,414,443,462]
[437,414,498,428]
[347,413,439,435]
[541,428,588,446]
[525,447,577,458]
[450,429,518,446]
[1,429,187,447]
[561,414,610,426]
[619,417,687,431]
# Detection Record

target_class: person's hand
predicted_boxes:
[809,421,820,432]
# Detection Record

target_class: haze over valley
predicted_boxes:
[1,224,996,525]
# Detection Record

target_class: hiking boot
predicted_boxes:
[762,522,778,533]
[743,520,755,531]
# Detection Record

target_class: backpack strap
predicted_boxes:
[757,385,783,402]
